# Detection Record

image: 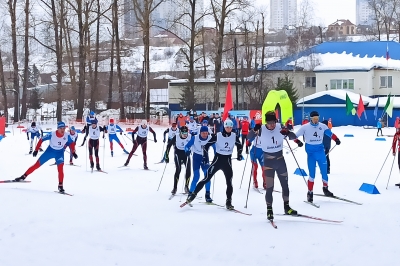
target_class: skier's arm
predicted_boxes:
[392,135,398,154]
[163,128,169,141]
[149,127,157,142]
[116,125,123,134]
[203,134,217,151]
[294,125,306,139]
[324,129,341,145]
[185,137,195,150]
[26,130,29,140]
[235,134,243,156]
[35,133,51,151]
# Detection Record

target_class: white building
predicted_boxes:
[356,0,374,26]
[270,0,297,30]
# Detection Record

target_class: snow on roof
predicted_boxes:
[154,74,178,80]
[296,89,371,105]
[367,96,400,108]
[169,76,257,84]
[288,52,400,71]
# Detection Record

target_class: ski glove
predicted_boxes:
[294,139,303,147]
[253,124,262,131]
[335,138,341,145]
[27,136,29,140]
[32,151,38,157]
[72,152,78,159]
[163,138,166,143]
[154,139,157,143]
[237,154,244,161]
[246,149,249,155]
[164,153,169,163]
[280,128,290,136]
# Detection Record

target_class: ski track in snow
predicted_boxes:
[1,124,399,266]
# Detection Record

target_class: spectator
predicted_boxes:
[302,116,309,125]
[250,116,256,129]
[177,113,186,128]
[208,113,215,129]
[213,113,222,133]
[328,118,333,129]
[377,118,383,136]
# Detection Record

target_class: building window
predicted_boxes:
[330,79,354,89]
[380,76,393,88]
[305,77,316,87]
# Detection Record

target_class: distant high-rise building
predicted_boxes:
[123,0,203,40]
[270,0,297,30]
[356,0,375,26]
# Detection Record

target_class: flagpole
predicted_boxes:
[387,42,389,128]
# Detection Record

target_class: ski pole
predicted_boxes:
[285,138,308,187]
[373,146,392,185]
[212,172,216,199]
[85,139,88,171]
[103,137,105,170]
[157,163,168,191]
[239,153,249,189]
[325,144,336,157]
[179,154,191,202]
[160,141,166,161]
[386,154,396,189]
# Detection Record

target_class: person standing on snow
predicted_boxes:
[187,116,198,135]
[15,122,78,193]
[241,116,250,154]
[392,127,400,187]
[290,111,341,203]
[377,118,383,137]
[163,122,179,144]
[26,122,43,154]
[184,119,243,210]
[185,126,213,203]
[248,111,302,221]
[124,120,157,170]
[106,118,129,157]
[163,126,191,195]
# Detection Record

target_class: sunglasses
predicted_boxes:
[181,132,188,135]
[266,121,276,125]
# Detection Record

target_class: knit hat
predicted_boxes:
[110,118,114,123]
[224,119,233,128]
[265,112,277,122]
[200,126,208,133]
[31,122,36,127]
[310,111,319,117]
[70,126,76,131]
[57,121,66,128]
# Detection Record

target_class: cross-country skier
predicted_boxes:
[163,122,179,144]
[26,122,43,154]
[246,132,266,189]
[248,111,302,221]
[185,119,243,210]
[14,121,78,193]
[106,118,129,157]
[163,126,192,195]
[124,120,157,170]
[184,125,213,202]
[289,110,341,203]
[187,116,198,135]
[68,126,79,165]
[81,120,107,171]
[391,127,400,187]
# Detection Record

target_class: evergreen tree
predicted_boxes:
[179,86,196,110]
[30,88,42,111]
[275,74,299,108]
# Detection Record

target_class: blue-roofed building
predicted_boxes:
[260,41,400,98]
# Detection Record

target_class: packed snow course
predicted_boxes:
[1,124,399,266]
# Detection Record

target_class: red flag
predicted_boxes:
[222,81,233,121]
[357,94,365,119]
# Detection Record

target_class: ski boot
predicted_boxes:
[96,164,101,171]
[90,161,94,169]
[226,199,234,210]
[323,186,334,197]
[205,191,213,203]
[284,201,298,215]
[253,179,258,189]
[186,193,196,203]
[69,161,73,165]
[111,151,114,157]
[144,164,148,170]
[124,161,129,167]
[307,191,313,203]
[58,185,65,193]
[171,187,177,195]
[29,149,33,154]
[267,206,274,220]
[123,149,129,155]
[14,174,27,182]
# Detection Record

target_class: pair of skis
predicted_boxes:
[118,165,158,172]
[0,180,74,196]
[179,201,252,216]
[268,213,343,229]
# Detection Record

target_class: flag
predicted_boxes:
[374,97,379,120]
[357,94,365,119]
[345,93,356,115]
[383,93,391,113]
[387,97,394,118]
[386,43,390,60]
[222,80,233,121]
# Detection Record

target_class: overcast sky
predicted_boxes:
[254,0,357,26]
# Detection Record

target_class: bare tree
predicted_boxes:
[0,49,8,122]
[7,0,19,122]
[113,0,124,119]
[131,0,166,120]
[209,0,249,110]
[20,0,30,119]
[367,0,399,40]
[107,25,115,110]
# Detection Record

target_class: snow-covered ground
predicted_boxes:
[1,124,399,266]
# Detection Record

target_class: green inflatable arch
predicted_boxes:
[262,90,293,124]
